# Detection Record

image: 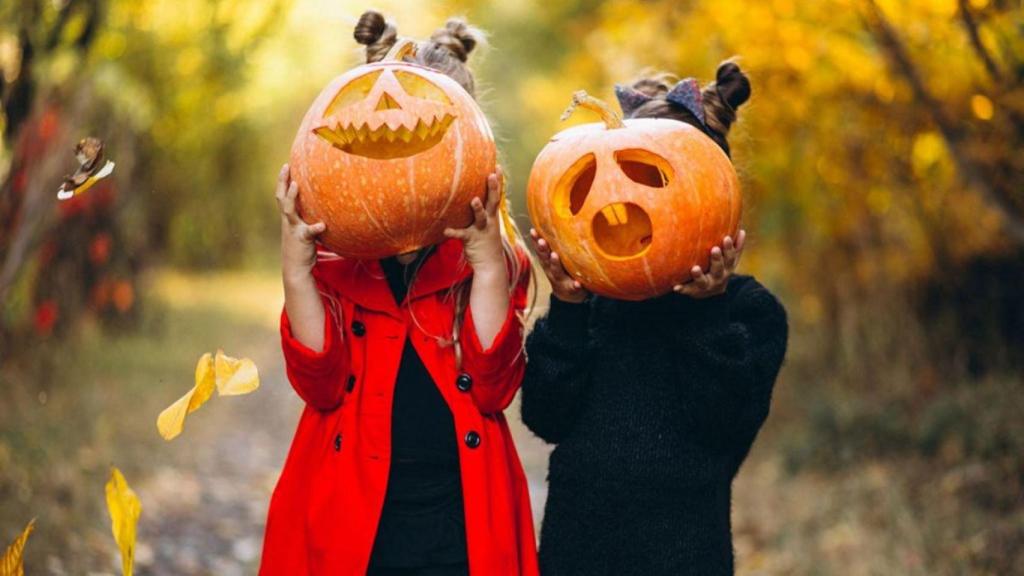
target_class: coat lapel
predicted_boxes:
[313,239,471,317]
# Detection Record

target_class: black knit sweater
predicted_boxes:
[521,275,788,576]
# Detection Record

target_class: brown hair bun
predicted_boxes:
[713,61,751,111]
[429,18,484,62]
[354,10,397,63]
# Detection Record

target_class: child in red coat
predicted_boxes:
[259,11,538,576]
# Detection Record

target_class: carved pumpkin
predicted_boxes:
[527,91,741,301]
[289,42,496,259]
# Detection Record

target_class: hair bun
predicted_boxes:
[714,61,751,110]
[430,18,484,62]
[354,10,398,62]
[354,10,386,45]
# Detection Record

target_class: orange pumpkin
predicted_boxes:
[289,41,496,259]
[527,91,741,301]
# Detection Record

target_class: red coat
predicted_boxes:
[259,239,539,575]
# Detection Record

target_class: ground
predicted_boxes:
[1,268,1018,574]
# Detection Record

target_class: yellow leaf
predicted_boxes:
[156,353,216,440]
[214,350,260,396]
[0,519,34,576]
[157,351,259,440]
[105,467,141,576]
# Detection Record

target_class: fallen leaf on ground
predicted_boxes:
[157,351,260,440]
[0,519,35,576]
[106,467,141,576]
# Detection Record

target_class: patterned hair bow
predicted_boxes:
[614,78,706,128]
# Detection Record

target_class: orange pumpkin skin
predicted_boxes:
[527,118,742,301]
[290,60,496,259]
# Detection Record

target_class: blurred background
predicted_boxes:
[1,0,1022,574]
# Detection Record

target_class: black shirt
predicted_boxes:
[368,250,468,568]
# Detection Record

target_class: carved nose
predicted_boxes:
[374,92,402,111]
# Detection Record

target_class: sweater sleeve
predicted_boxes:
[520,295,593,444]
[280,290,351,412]
[670,279,788,456]
[459,247,531,414]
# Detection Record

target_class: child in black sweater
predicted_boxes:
[521,62,788,575]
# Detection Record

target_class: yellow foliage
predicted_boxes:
[105,468,141,576]
[157,351,260,440]
[971,94,994,120]
[0,519,34,576]
[912,132,947,177]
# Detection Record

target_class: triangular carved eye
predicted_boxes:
[615,149,673,188]
[394,70,452,104]
[554,153,597,218]
[325,71,384,116]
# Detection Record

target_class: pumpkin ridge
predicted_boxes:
[291,58,496,259]
[421,122,465,247]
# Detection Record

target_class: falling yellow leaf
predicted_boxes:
[157,351,260,440]
[214,350,260,396]
[105,467,141,576]
[156,353,217,440]
[0,519,34,576]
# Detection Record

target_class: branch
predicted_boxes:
[861,0,1024,245]
[2,29,35,142]
[957,0,1003,82]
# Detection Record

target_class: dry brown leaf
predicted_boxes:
[105,467,141,576]
[0,519,35,576]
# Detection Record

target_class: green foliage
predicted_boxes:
[90,0,285,268]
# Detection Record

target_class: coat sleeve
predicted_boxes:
[670,278,788,457]
[280,290,351,412]
[459,247,532,414]
[519,295,593,444]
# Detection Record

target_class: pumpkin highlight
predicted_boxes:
[290,45,495,259]
[527,91,742,300]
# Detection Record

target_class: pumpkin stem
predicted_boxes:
[560,90,625,129]
[384,38,418,62]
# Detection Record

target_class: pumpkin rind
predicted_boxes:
[527,118,741,301]
[290,61,496,259]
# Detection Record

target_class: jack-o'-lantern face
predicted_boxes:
[313,68,457,159]
[289,41,496,260]
[527,93,741,301]
[552,148,674,260]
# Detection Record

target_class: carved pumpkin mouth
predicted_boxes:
[313,114,456,159]
[592,202,653,259]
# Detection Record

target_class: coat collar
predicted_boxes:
[313,239,472,317]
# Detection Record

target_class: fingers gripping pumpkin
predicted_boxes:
[527,91,741,301]
[290,41,496,259]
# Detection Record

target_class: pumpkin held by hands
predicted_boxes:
[289,41,496,259]
[527,91,742,301]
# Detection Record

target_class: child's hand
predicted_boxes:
[530,228,589,304]
[673,230,745,299]
[277,164,326,283]
[444,167,506,277]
